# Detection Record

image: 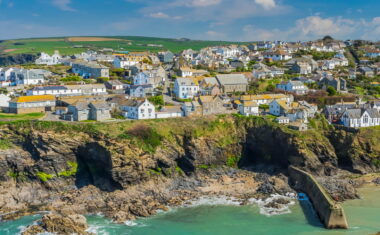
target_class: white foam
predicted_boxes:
[86,225,110,235]
[180,193,296,217]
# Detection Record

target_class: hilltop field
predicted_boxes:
[0,36,245,55]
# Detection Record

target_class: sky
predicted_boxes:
[0,0,379,41]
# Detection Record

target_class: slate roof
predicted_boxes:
[216,74,248,85]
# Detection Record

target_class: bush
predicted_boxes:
[36,172,54,182]
[60,75,82,82]
[124,124,162,153]
[58,161,78,177]
[226,155,240,167]
[148,95,164,106]
[327,86,337,96]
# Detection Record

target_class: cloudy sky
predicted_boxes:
[0,0,379,41]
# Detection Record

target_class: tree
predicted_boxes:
[97,77,109,83]
[266,84,275,92]
[148,95,164,106]
[326,86,337,96]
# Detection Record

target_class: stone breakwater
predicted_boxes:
[288,166,348,229]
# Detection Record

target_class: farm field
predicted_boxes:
[0,36,247,55]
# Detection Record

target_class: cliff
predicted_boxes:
[0,54,37,66]
[0,115,378,221]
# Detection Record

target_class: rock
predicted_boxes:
[21,225,45,235]
[372,178,380,185]
[41,213,90,235]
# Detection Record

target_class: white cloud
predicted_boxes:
[205,30,226,39]
[148,12,182,20]
[254,0,276,10]
[187,0,221,7]
[52,0,75,12]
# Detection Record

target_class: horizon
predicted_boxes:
[0,0,379,41]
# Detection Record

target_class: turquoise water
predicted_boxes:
[1,187,379,235]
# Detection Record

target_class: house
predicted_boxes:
[88,101,112,121]
[8,95,56,114]
[155,106,183,119]
[113,52,150,68]
[263,50,292,61]
[276,81,309,95]
[340,108,380,128]
[35,50,61,65]
[216,74,248,93]
[252,63,285,79]
[275,116,290,124]
[238,101,259,116]
[269,100,317,122]
[358,67,375,77]
[0,68,49,86]
[179,67,208,77]
[197,95,225,115]
[64,101,89,121]
[105,80,124,91]
[72,61,109,78]
[129,84,154,98]
[173,77,199,99]
[122,99,155,120]
[319,76,347,92]
[133,71,163,88]
[292,62,312,75]
[158,51,174,63]
[288,122,308,131]
[365,49,380,58]
[26,84,107,97]
[240,94,293,105]
[182,101,202,117]
[323,103,357,123]
[199,77,222,96]
[0,94,10,111]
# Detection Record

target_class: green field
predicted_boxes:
[0,112,45,121]
[0,36,247,55]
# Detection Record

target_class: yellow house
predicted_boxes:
[9,95,56,114]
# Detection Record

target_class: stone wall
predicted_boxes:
[288,166,348,229]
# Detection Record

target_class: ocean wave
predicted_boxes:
[86,224,110,235]
[181,193,296,216]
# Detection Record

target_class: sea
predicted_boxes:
[1,186,379,235]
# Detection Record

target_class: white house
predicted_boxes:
[238,101,259,116]
[0,94,10,108]
[0,68,49,86]
[174,77,199,99]
[276,81,309,95]
[122,99,155,120]
[35,51,62,65]
[340,108,380,128]
[269,100,317,123]
[263,50,292,61]
[26,84,107,96]
[155,106,183,119]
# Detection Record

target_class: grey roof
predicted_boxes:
[344,108,380,119]
[89,101,109,110]
[107,80,124,86]
[71,101,89,110]
[202,77,219,86]
[30,86,67,91]
[216,74,248,85]
[289,81,305,86]
[176,77,197,86]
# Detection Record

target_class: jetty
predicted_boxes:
[288,166,348,229]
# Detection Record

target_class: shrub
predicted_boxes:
[58,161,78,177]
[0,139,11,150]
[148,95,164,106]
[226,155,240,167]
[125,124,162,153]
[36,172,55,182]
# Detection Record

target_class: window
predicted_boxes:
[363,115,368,124]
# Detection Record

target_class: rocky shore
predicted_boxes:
[0,117,378,232]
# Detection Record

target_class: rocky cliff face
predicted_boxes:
[0,117,378,221]
[0,54,37,66]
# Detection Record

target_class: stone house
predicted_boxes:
[105,80,124,90]
[215,74,248,93]
[72,61,109,78]
[88,101,112,121]
[8,95,56,114]
[319,76,347,92]
[129,84,154,98]
[197,95,224,116]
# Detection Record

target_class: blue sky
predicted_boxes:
[0,0,379,41]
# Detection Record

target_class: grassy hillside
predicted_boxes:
[0,36,246,55]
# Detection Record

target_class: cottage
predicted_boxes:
[276,81,309,95]
[129,84,154,98]
[9,95,55,114]
[340,108,380,128]
[197,95,224,115]
[216,74,248,93]
[35,51,62,65]
[158,51,174,63]
[275,116,290,124]
[0,94,10,110]
[64,101,90,121]
[174,77,199,99]
[88,101,112,121]
[122,99,155,120]
[358,67,375,77]
[72,61,109,78]
[263,50,292,61]
[238,101,259,116]
[240,94,293,105]
[155,106,183,119]
[105,80,124,90]
[319,76,347,92]
[269,100,317,122]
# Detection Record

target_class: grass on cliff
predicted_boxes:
[0,112,45,121]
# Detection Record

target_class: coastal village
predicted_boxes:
[0,36,380,130]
